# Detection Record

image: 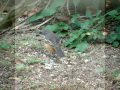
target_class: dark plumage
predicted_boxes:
[39,30,64,57]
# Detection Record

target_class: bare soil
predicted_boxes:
[0,30,120,90]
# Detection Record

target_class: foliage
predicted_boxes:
[44,22,69,37]
[1,0,120,52]
[15,64,27,72]
[112,69,120,80]
[26,57,44,65]
[44,11,105,52]
[43,7,120,52]
[105,7,120,47]
[27,0,65,23]
[106,32,120,47]
[75,41,89,52]
[0,41,11,50]
[15,2,120,52]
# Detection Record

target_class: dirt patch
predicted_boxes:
[0,31,120,90]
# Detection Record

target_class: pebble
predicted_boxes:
[45,63,53,70]
[84,59,90,63]
[67,65,72,67]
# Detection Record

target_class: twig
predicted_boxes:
[1,0,9,12]
[14,22,26,30]
[0,16,54,36]
[66,0,71,15]
[5,16,54,36]
[0,27,11,37]
[73,1,77,14]
[45,0,51,9]
[29,16,54,30]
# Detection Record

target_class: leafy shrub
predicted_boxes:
[44,11,105,52]
[105,7,120,47]
[106,31,120,47]
[30,2,119,52]
[44,22,69,37]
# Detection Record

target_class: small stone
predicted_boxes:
[45,64,53,70]
[103,55,107,58]
[67,65,72,67]
[81,53,86,57]
[42,54,46,57]
[113,55,117,58]
[84,59,90,63]
[76,78,81,81]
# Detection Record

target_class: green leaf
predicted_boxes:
[67,43,77,49]
[58,22,69,30]
[85,10,93,19]
[44,22,69,32]
[95,10,102,17]
[71,14,81,28]
[80,33,87,40]
[27,0,65,23]
[71,14,80,23]
[112,70,120,78]
[80,20,91,29]
[112,41,119,48]
[57,32,67,37]
[15,64,26,72]
[115,15,120,20]
[116,26,120,33]
[90,30,105,40]
[70,30,83,37]
[64,37,77,46]
[0,42,11,50]
[117,34,120,40]
[106,32,118,43]
[107,10,118,17]
[44,24,58,32]
[75,41,89,52]
[71,30,85,39]
[26,58,43,65]
[64,30,85,46]
[27,9,55,23]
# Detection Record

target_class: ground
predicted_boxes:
[0,30,120,90]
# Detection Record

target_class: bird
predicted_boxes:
[39,30,64,58]
[44,42,56,55]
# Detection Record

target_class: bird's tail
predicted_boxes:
[55,47,64,57]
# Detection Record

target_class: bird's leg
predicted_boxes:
[54,56,62,64]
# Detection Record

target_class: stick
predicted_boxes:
[29,16,54,30]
